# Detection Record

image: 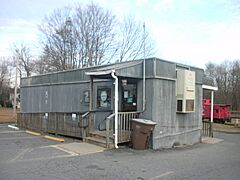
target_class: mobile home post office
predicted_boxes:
[18,58,204,149]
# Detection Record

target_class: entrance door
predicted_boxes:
[122,83,137,112]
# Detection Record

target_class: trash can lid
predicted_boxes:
[131,118,157,125]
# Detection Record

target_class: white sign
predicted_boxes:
[72,113,77,121]
[124,91,128,98]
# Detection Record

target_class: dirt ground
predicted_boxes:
[0,108,18,123]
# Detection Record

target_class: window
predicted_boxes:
[186,100,194,111]
[97,88,111,108]
[177,100,183,111]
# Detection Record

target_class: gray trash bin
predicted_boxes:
[131,119,156,150]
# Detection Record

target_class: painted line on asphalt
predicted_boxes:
[7,125,19,130]
[51,145,79,156]
[148,171,174,180]
[9,148,32,162]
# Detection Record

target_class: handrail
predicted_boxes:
[106,113,115,120]
[202,120,213,137]
[82,111,90,118]
[78,112,90,128]
[105,111,141,148]
[97,113,112,131]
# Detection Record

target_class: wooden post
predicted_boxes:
[55,113,58,136]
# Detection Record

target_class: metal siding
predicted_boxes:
[116,63,143,78]
[151,79,176,136]
[145,59,154,77]
[155,59,176,78]
[190,67,204,84]
[141,79,153,120]
[151,78,203,149]
[21,79,113,113]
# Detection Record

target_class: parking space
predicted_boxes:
[0,124,80,164]
[1,123,240,180]
[0,124,107,166]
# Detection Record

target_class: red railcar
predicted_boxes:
[202,99,231,123]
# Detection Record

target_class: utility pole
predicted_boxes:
[13,54,18,121]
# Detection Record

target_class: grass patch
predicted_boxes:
[213,123,240,133]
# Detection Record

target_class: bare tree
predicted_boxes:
[39,7,77,71]
[204,60,240,110]
[38,3,155,72]
[116,17,154,62]
[12,43,35,77]
[0,57,11,107]
[74,3,116,67]
[230,60,240,110]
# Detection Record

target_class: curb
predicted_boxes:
[213,130,240,134]
[44,135,65,142]
[25,130,41,136]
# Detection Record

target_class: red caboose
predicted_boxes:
[202,99,231,123]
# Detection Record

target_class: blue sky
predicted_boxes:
[0,0,240,68]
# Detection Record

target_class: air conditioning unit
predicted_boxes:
[176,69,195,113]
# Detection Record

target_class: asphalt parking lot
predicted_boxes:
[0,123,240,180]
[0,124,78,164]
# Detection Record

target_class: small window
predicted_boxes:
[186,100,194,111]
[177,100,183,111]
[97,88,111,108]
[83,90,90,103]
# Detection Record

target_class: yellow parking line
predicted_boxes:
[44,135,65,142]
[26,130,41,136]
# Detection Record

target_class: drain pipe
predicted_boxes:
[111,70,119,149]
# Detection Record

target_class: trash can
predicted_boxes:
[131,118,156,150]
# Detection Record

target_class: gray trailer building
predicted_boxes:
[18,57,204,149]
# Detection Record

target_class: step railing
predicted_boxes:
[106,111,141,148]
[79,111,90,140]
[202,120,213,137]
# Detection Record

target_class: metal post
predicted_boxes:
[210,91,214,123]
[13,55,19,123]
[143,22,146,111]
[210,91,214,137]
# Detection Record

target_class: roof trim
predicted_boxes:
[85,70,114,76]
[202,85,218,91]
